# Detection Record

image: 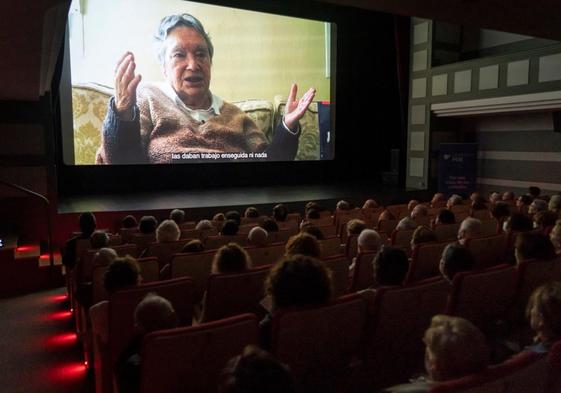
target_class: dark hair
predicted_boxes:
[507,213,533,232]
[437,209,456,225]
[169,209,185,225]
[441,243,475,281]
[286,233,321,257]
[104,256,140,293]
[518,194,533,206]
[121,215,137,228]
[221,219,239,236]
[219,345,295,393]
[374,246,409,286]
[306,209,320,220]
[225,211,241,225]
[411,226,437,246]
[79,212,96,237]
[139,216,158,234]
[346,219,366,236]
[266,254,332,309]
[471,198,487,211]
[260,218,279,233]
[491,202,511,219]
[300,224,325,241]
[273,204,288,222]
[515,232,557,262]
[528,186,541,198]
[212,243,251,274]
[244,207,260,218]
[336,200,350,210]
[182,239,204,253]
[305,202,320,214]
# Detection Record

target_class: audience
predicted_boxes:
[457,218,482,245]
[139,216,158,234]
[219,345,295,393]
[211,243,252,274]
[357,229,383,255]
[503,212,533,233]
[439,243,475,282]
[362,199,378,209]
[248,226,268,247]
[260,218,279,233]
[285,233,321,258]
[245,207,260,218]
[90,230,110,249]
[121,215,138,229]
[62,212,97,269]
[169,209,185,225]
[410,226,437,250]
[525,281,561,353]
[346,219,366,237]
[155,219,180,243]
[435,208,455,225]
[514,232,556,263]
[225,210,242,225]
[551,220,561,254]
[221,219,240,236]
[372,246,409,287]
[549,195,561,216]
[299,223,325,240]
[273,203,289,222]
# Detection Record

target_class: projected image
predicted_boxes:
[66,0,334,165]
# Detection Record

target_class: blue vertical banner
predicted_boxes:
[438,143,478,196]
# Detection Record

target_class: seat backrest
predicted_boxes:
[108,278,194,368]
[269,229,297,244]
[345,234,359,260]
[119,227,139,244]
[349,252,377,292]
[364,278,450,388]
[136,257,160,282]
[378,219,399,235]
[145,240,191,269]
[480,218,499,236]
[131,233,156,254]
[362,207,384,228]
[201,266,270,322]
[286,212,301,222]
[323,254,350,298]
[112,243,138,258]
[546,340,561,393]
[139,314,259,393]
[471,209,491,221]
[307,216,334,227]
[391,228,416,257]
[434,223,460,242]
[446,264,517,331]
[467,234,507,269]
[320,236,343,258]
[205,235,247,250]
[178,221,197,230]
[246,243,285,267]
[180,228,202,240]
[238,222,259,234]
[335,209,365,238]
[277,220,299,232]
[386,204,408,219]
[92,264,109,304]
[407,241,449,283]
[271,294,367,393]
[170,250,216,303]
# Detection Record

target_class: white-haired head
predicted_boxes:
[93,247,118,266]
[156,219,180,243]
[458,218,482,244]
[248,226,268,247]
[358,229,382,254]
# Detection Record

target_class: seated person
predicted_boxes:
[220,345,295,393]
[410,226,437,251]
[248,226,268,247]
[378,209,396,225]
[346,219,366,237]
[439,243,475,282]
[115,293,179,393]
[407,199,420,213]
[488,192,502,204]
[384,315,489,392]
[549,195,561,217]
[491,201,511,222]
[430,193,446,208]
[285,233,321,258]
[457,217,481,246]
[516,194,533,214]
[211,243,252,274]
[514,232,556,264]
[469,192,482,203]
[195,219,214,231]
[299,223,325,240]
[435,208,455,226]
[528,186,541,199]
[470,196,488,212]
[533,210,558,231]
[93,247,118,267]
[155,219,180,243]
[139,216,158,234]
[336,200,351,211]
[91,230,110,249]
[349,229,383,274]
[396,204,428,231]
[169,209,185,225]
[305,208,320,220]
[182,239,204,253]
[221,219,239,236]
[503,213,533,233]
[62,212,97,269]
[121,215,138,229]
[305,201,321,215]
[529,199,548,217]
[525,281,561,353]
[362,199,378,209]
[260,254,332,349]
[550,220,561,254]
[273,204,289,222]
[213,212,226,222]
[260,218,279,233]
[502,191,516,203]
[244,207,260,218]
[89,256,142,344]
[225,210,241,225]
[446,194,463,209]
[372,246,409,288]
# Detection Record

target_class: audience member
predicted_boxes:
[435,208,456,225]
[373,246,409,287]
[346,219,366,237]
[549,195,561,216]
[525,282,561,353]
[471,197,487,212]
[551,220,561,253]
[260,218,279,233]
[362,199,378,209]
[336,200,350,211]
[155,219,180,243]
[489,192,501,204]
[502,191,515,203]
[212,243,252,274]
[516,194,533,213]
[503,213,533,233]
[299,223,325,240]
[196,219,214,231]
[181,239,204,253]
[115,293,179,393]
[469,192,482,203]
[305,208,320,220]
[440,243,475,282]
[491,201,511,221]
[62,212,97,269]
[93,247,118,267]
[285,233,321,258]
[90,230,110,249]
[384,315,489,392]
[411,226,437,250]
[514,232,556,263]
[407,199,420,212]
[221,219,239,236]
[90,256,141,344]
[213,213,226,222]
[378,209,396,225]
[357,229,383,255]
[273,204,289,222]
[169,209,185,225]
[139,216,158,234]
[430,193,446,207]
[528,186,541,199]
[533,210,558,231]
[457,218,481,245]
[529,199,548,216]
[225,210,242,225]
[446,194,463,209]
[248,226,268,247]
[121,215,138,229]
[396,204,428,231]
[305,201,321,215]
[219,345,295,393]
[245,207,260,218]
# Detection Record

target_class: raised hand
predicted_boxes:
[114,51,142,118]
[283,83,316,132]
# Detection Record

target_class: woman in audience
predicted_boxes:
[525,281,561,353]
[260,218,279,233]
[384,315,489,392]
[245,206,260,218]
[439,243,475,282]
[220,345,295,393]
[514,232,556,264]
[299,223,325,240]
[362,199,378,209]
[90,256,142,345]
[529,199,548,217]
[196,219,214,231]
[372,246,409,287]
[225,210,242,225]
[115,293,179,393]
[533,210,558,232]
[121,215,138,229]
[346,218,366,237]
[503,212,533,233]
[93,247,118,267]
[155,219,180,243]
[221,219,239,236]
[410,226,437,250]
[211,243,252,274]
[248,226,268,247]
[435,208,455,226]
[549,195,561,217]
[169,208,185,225]
[139,216,158,234]
[285,232,321,258]
[273,204,289,222]
[336,200,350,211]
[181,239,205,253]
[90,230,110,249]
[446,194,463,209]
[516,194,533,215]
[260,254,332,349]
[213,212,226,222]
[550,220,561,254]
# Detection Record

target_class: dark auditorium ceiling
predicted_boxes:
[1,0,560,102]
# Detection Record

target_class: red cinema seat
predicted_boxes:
[349,251,377,292]
[406,241,449,284]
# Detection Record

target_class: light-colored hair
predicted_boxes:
[196,219,214,231]
[551,219,561,251]
[156,219,180,243]
[212,243,252,274]
[549,195,561,212]
[134,293,178,334]
[447,194,463,208]
[527,282,561,343]
[90,230,110,249]
[154,13,214,64]
[411,204,428,218]
[285,233,321,258]
[458,218,481,241]
[362,199,378,209]
[93,247,118,266]
[169,209,185,224]
[530,199,548,214]
[248,226,268,247]
[336,200,350,210]
[346,219,366,236]
[358,229,382,253]
[424,314,489,381]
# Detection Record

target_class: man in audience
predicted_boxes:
[439,243,475,282]
[220,345,295,393]
[372,246,409,287]
[273,204,289,222]
[299,223,325,240]
[285,232,321,258]
[155,219,180,243]
[529,199,548,217]
[446,194,463,209]
[139,216,158,234]
[221,219,239,236]
[346,218,366,237]
[357,229,383,255]
[396,204,428,231]
[525,281,561,353]
[211,243,252,274]
[407,199,420,212]
[336,200,351,211]
[92,247,118,267]
[196,219,214,231]
[430,193,446,207]
[90,256,142,345]
[225,210,242,225]
[244,207,260,218]
[384,315,489,392]
[115,293,179,393]
[363,199,378,209]
[90,230,110,249]
[410,226,437,250]
[548,195,561,217]
[121,215,138,229]
[62,212,97,269]
[435,209,455,225]
[457,217,481,245]
[248,226,268,247]
[260,218,279,233]
[489,192,501,205]
[516,194,533,214]
[169,208,186,225]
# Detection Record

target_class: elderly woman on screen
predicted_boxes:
[97,13,315,164]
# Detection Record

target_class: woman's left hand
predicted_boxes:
[283,83,316,132]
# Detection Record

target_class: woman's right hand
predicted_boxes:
[114,51,142,118]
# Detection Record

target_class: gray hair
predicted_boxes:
[196,219,213,231]
[458,217,482,239]
[248,226,268,247]
[530,199,548,214]
[155,13,214,64]
[358,229,382,252]
[156,219,181,243]
[93,247,118,266]
[549,195,561,211]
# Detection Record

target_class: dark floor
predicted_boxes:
[0,287,93,393]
